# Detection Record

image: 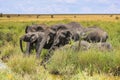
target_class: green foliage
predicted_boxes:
[46,48,79,75]
[7,54,37,74]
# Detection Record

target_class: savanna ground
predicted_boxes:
[0,14,120,80]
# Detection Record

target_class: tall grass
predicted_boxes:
[0,18,120,79]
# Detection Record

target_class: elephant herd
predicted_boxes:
[20,22,112,64]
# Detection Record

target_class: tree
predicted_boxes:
[0,13,3,17]
[51,15,54,18]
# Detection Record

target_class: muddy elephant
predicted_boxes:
[83,26,108,43]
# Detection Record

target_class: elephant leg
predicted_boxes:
[41,34,60,65]
[35,41,41,59]
[41,50,54,66]
[36,30,49,59]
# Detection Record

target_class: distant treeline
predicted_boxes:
[0,13,120,16]
[0,13,120,19]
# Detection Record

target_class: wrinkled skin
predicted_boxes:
[83,26,108,43]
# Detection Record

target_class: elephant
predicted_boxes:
[20,32,45,57]
[83,26,108,43]
[41,29,73,65]
[70,40,112,51]
[95,42,112,51]
[22,24,56,57]
[48,29,72,51]
[20,28,52,58]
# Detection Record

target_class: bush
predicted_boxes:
[7,54,37,75]
[78,49,114,73]
[46,48,80,75]
[115,16,119,20]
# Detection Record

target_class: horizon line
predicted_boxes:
[1,13,120,15]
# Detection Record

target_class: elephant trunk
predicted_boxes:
[20,37,25,53]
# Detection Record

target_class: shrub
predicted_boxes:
[46,48,80,75]
[115,16,119,20]
[7,54,37,75]
[0,13,3,17]
[7,15,10,18]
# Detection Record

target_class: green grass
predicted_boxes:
[0,19,120,80]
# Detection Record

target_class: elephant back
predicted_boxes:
[25,24,47,33]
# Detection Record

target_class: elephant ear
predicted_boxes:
[25,25,29,33]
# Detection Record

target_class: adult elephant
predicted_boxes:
[83,26,108,43]
[20,28,53,58]
[41,29,73,65]
[21,24,55,58]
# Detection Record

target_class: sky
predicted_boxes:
[0,0,120,14]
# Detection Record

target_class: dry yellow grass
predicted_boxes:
[0,14,120,22]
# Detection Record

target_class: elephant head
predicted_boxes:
[20,32,39,53]
[20,32,39,43]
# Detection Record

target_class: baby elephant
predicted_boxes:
[95,42,112,51]
[71,40,112,51]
